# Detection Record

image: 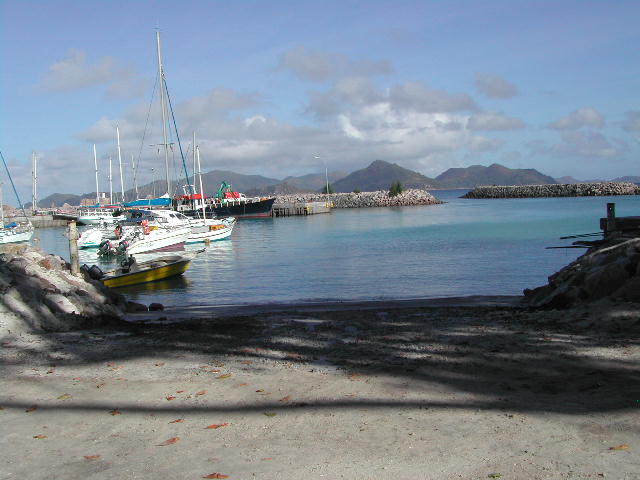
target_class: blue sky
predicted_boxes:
[1,0,639,200]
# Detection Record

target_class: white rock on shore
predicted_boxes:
[275,188,442,208]
[0,244,128,337]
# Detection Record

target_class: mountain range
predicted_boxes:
[30,161,638,207]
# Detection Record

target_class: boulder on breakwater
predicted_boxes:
[0,244,129,337]
[463,182,640,199]
[275,189,442,208]
[524,236,640,308]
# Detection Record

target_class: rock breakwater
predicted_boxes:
[463,182,639,199]
[0,244,128,337]
[275,189,442,208]
[525,235,640,308]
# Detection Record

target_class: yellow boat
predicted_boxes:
[98,254,192,288]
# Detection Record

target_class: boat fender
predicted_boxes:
[141,219,151,235]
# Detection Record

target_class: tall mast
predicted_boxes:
[93,144,99,205]
[156,30,171,196]
[192,131,197,193]
[31,151,37,212]
[131,154,139,199]
[109,156,113,205]
[0,182,4,226]
[196,145,206,219]
[117,125,124,203]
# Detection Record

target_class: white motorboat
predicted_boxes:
[77,207,126,225]
[123,209,234,245]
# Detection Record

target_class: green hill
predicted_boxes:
[331,160,439,193]
[436,163,557,188]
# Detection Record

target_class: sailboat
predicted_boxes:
[0,150,34,244]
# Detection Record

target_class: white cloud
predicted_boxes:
[278,46,392,82]
[549,107,604,130]
[40,49,145,98]
[554,131,620,158]
[467,111,524,131]
[622,110,640,132]
[389,82,477,113]
[475,73,518,99]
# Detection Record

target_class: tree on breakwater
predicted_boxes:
[389,181,404,197]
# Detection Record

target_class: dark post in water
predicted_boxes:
[606,202,617,237]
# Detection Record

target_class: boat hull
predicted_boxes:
[125,227,191,255]
[0,227,34,244]
[211,197,275,218]
[102,257,191,287]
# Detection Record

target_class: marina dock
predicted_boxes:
[272,201,331,217]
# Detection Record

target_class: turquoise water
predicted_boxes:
[33,191,640,307]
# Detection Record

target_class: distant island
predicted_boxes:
[28,160,639,208]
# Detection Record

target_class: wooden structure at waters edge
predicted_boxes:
[601,202,640,239]
[272,201,332,217]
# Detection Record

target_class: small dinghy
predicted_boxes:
[83,254,192,288]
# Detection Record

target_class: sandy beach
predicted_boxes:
[1,297,638,480]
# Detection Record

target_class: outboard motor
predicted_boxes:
[98,240,114,256]
[116,240,129,256]
[87,265,104,280]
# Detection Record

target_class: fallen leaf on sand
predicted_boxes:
[488,474,502,479]
[166,396,177,401]
[169,419,185,424]
[240,360,253,365]
[176,390,185,393]
[46,369,55,374]
[109,409,121,416]
[57,393,72,400]
[216,373,232,379]
[33,434,47,439]
[263,412,277,417]
[609,444,630,450]
[96,383,105,388]
[84,455,101,460]
[206,423,229,429]
[237,383,249,387]
[261,457,273,461]
[25,405,38,412]
[203,474,229,479]
[279,395,292,402]
[196,390,208,396]
[155,362,166,367]
[158,437,180,446]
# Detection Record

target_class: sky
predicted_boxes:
[1,0,639,202]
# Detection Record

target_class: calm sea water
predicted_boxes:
[33,191,640,307]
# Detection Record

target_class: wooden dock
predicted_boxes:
[272,201,331,217]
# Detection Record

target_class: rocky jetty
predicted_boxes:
[0,244,129,337]
[275,189,442,208]
[463,182,639,199]
[525,235,640,307]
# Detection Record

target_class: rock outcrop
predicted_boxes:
[524,236,640,307]
[0,244,128,337]
[275,189,442,208]
[463,182,639,199]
